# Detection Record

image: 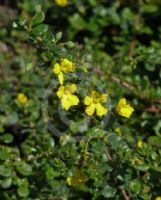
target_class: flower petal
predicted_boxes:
[96,103,107,117]
[57,86,65,98]
[137,140,143,149]
[66,169,88,186]
[61,95,71,110]
[84,96,93,105]
[58,72,64,85]
[115,98,134,118]
[99,93,108,103]
[61,94,79,111]
[60,58,74,72]
[115,98,126,114]
[118,98,126,106]
[68,94,79,106]
[55,0,68,7]
[114,128,122,136]
[119,106,134,118]
[68,84,77,93]
[85,103,96,116]
[17,93,28,104]
[53,63,61,74]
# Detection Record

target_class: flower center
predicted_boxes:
[93,98,100,104]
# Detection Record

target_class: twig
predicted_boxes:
[110,75,135,91]
[145,106,160,113]
[105,149,113,163]
[94,67,161,107]
[120,188,130,200]
[110,74,161,106]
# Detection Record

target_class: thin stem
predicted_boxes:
[120,188,130,200]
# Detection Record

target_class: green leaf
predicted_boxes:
[86,127,105,137]
[0,126,4,133]
[7,112,18,124]
[150,166,161,173]
[18,186,29,197]
[0,177,12,189]
[0,150,11,161]
[31,12,45,27]
[143,4,158,13]
[148,136,161,147]
[101,185,116,198]
[66,41,75,48]
[16,161,32,176]
[69,13,86,30]
[31,24,48,36]
[104,114,115,129]
[130,180,141,194]
[108,133,121,149]
[0,166,12,177]
[145,63,155,71]
[55,32,62,42]
[136,164,150,172]
[0,134,13,144]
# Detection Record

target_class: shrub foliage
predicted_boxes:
[0,0,161,199]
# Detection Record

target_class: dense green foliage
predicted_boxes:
[0,0,161,199]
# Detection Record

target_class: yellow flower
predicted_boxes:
[115,98,134,118]
[54,0,68,7]
[57,84,79,110]
[60,58,74,72]
[84,91,108,117]
[114,127,122,136]
[17,93,28,104]
[155,197,161,200]
[67,169,88,186]
[137,140,143,148]
[53,58,74,85]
